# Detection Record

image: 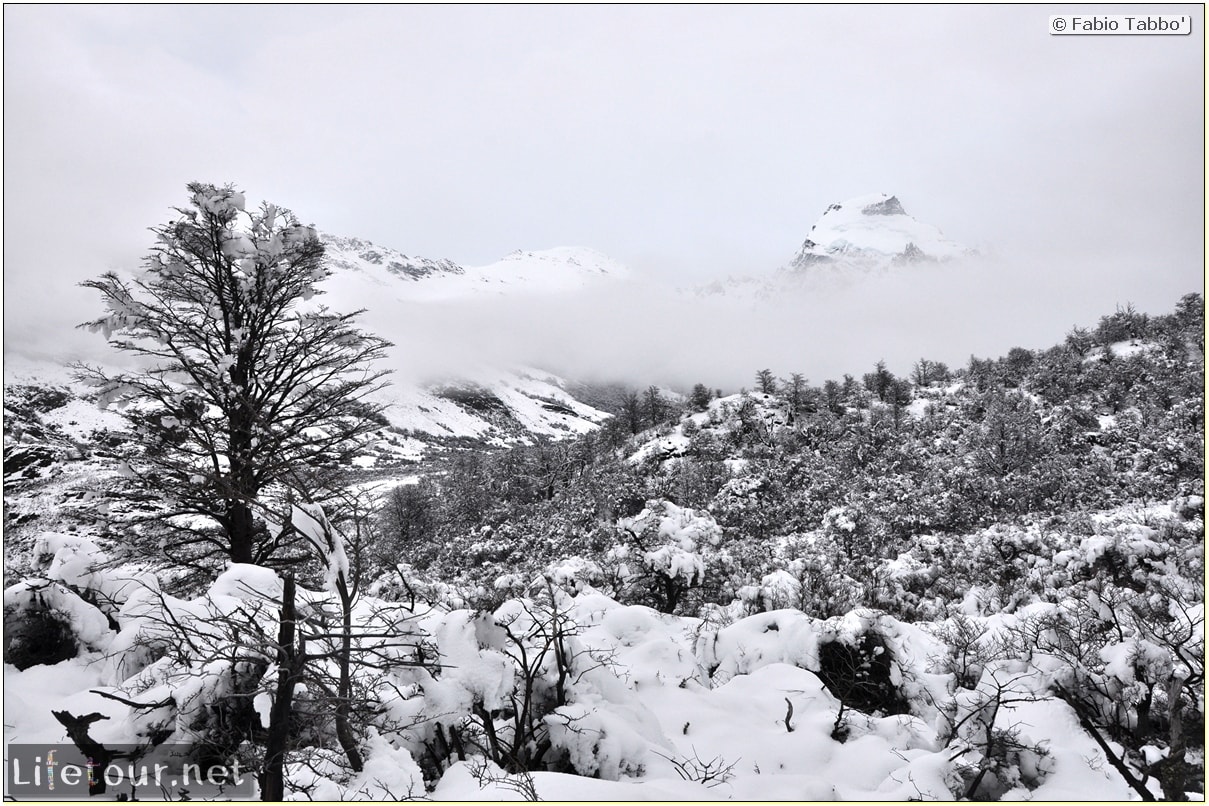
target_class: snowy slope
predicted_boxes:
[321,234,630,303]
[4,364,610,474]
[2,366,612,553]
[372,366,611,447]
[321,234,465,282]
[469,247,631,294]
[787,193,972,270]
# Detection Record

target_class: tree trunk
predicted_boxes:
[333,577,364,773]
[261,575,302,801]
[229,501,255,564]
[51,711,116,796]
[227,393,257,564]
[1157,675,1188,801]
[1135,683,1154,743]
[662,576,682,614]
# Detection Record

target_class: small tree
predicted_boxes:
[1096,302,1150,344]
[783,372,811,413]
[620,390,643,434]
[911,358,950,387]
[1065,326,1095,358]
[1173,292,1204,353]
[822,379,844,414]
[643,385,666,427]
[888,378,913,427]
[76,183,391,568]
[688,383,714,412]
[376,480,439,569]
[841,373,864,406]
[863,359,894,402]
[754,368,777,395]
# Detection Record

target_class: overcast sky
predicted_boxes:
[4,4,1204,387]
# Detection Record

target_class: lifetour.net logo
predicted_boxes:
[5,744,256,800]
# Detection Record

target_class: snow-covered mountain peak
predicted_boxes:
[788,193,972,271]
[687,193,978,301]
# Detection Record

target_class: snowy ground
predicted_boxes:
[4,528,1180,801]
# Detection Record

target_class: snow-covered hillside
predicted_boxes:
[307,234,625,448]
[4,364,609,469]
[1,377,607,625]
[373,367,611,452]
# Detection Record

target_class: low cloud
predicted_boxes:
[359,250,1199,393]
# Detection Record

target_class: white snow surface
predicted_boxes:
[2,534,1168,802]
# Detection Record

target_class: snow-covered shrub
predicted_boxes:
[383,588,580,779]
[27,531,159,617]
[543,556,604,595]
[284,733,425,800]
[98,564,289,752]
[382,580,675,785]
[700,605,946,738]
[1067,521,1172,591]
[610,500,716,613]
[814,613,915,723]
[820,504,891,569]
[31,532,107,582]
[542,604,669,780]
[936,581,1206,801]
[893,523,1080,619]
[72,555,437,798]
[710,472,781,540]
[739,568,803,613]
[3,535,129,668]
[700,609,820,683]
[771,533,867,618]
[867,550,943,619]
[930,613,1002,690]
[3,578,112,668]
[545,701,653,780]
[364,562,474,611]
[1173,493,1205,521]
[944,660,1056,799]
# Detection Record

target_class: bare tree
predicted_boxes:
[76,183,391,568]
